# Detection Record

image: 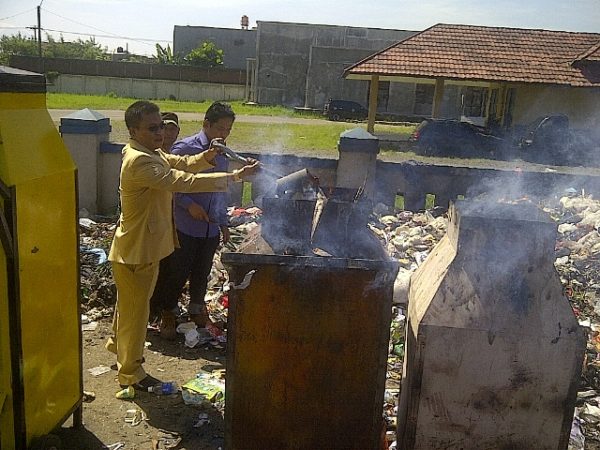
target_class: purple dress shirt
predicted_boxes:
[171,130,228,238]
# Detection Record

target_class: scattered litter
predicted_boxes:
[81,314,90,324]
[78,193,600,446]
[87,365,111,377]
[579,318,591,328]
[580,403,600,424]
[124,408,146,426]
[80,247,108,265]
[569,414,585,450]
[84,307,107,322]
[206,323,226,343]
[182,373,225,406]
[104,443,125,450]
[148,381,178,395]
[152,431,181,450]
[79,217,97,230]
[82,391,96,402]
[176,322,197,334]
[181,389,204,406]
[577,389,597,399]
[176,322,214,348]
[232,269,256,289]
[193,412,210,427]
[184,327,200,348]
[82,321,98,331]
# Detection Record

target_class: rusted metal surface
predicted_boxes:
[222,234,398,450]
[397,201,586,449]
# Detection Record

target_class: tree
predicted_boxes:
[0,33,37,64]
[44,35,108,60]
[154,43,180,65]
[184,41,224,67]
[0,33,109,63]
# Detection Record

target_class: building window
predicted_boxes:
[462,87,487,117]
[377,81,390,110]
[413,84,434,115]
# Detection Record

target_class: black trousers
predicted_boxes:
[150,229,220,317]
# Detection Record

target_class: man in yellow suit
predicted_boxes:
[106,100,258,388]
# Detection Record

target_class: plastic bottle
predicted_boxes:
[148,381,178,395]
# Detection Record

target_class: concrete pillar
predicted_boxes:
[431,78,445,118]
[367,75,379,134]
[59,108,111,215]
[335,128,379,200]
[98,142,123,215]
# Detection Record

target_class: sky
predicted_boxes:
[1,0,599,56]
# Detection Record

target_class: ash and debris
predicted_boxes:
[79,194,600,448]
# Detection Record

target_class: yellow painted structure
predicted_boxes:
[511,84,600,129]
[0,68,82,449]
[367,75,379,133]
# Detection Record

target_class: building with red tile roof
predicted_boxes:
[344,23,600,132]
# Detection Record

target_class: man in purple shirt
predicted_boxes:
[150,102,235,338]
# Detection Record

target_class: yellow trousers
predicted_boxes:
[105,261,158,386]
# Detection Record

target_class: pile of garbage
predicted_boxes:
[78,194,600,447]
[79,218,117,321]
[78,208,262,324]
[544,193,600,448]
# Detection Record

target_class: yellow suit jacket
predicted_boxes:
[108,139,232,265]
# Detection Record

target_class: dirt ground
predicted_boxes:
[55,319,229,450]
[47,121,600,449]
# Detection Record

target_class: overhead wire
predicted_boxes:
[0,8,36,22]
[42,8,166,48]
[0,6,171,53]
[42,27,171,44]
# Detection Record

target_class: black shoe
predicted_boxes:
[120,374,161,391]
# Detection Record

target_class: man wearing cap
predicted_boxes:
[150,101,237,338]
[161,112,180,152]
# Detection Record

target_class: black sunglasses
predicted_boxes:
[146,123,165,133]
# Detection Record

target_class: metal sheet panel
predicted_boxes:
[0,195,15,450]
[16,173,81,441]
[397,201,586,450]
[0,86,81,447]
[405,327,583,449]
[223,252,398,450]
[0,93,75,186]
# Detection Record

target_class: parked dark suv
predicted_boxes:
[409,118,505,157]
[323,99,368,121]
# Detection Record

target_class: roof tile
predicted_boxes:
[345,24,600,86]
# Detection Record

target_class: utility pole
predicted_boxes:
[37,1,44,59]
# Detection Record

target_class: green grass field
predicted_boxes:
[109,120,415,155]
[50,93,416,154]
[46,93,316,117]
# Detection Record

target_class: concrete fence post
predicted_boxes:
[335,128,380,200]
[59,109,111,215]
